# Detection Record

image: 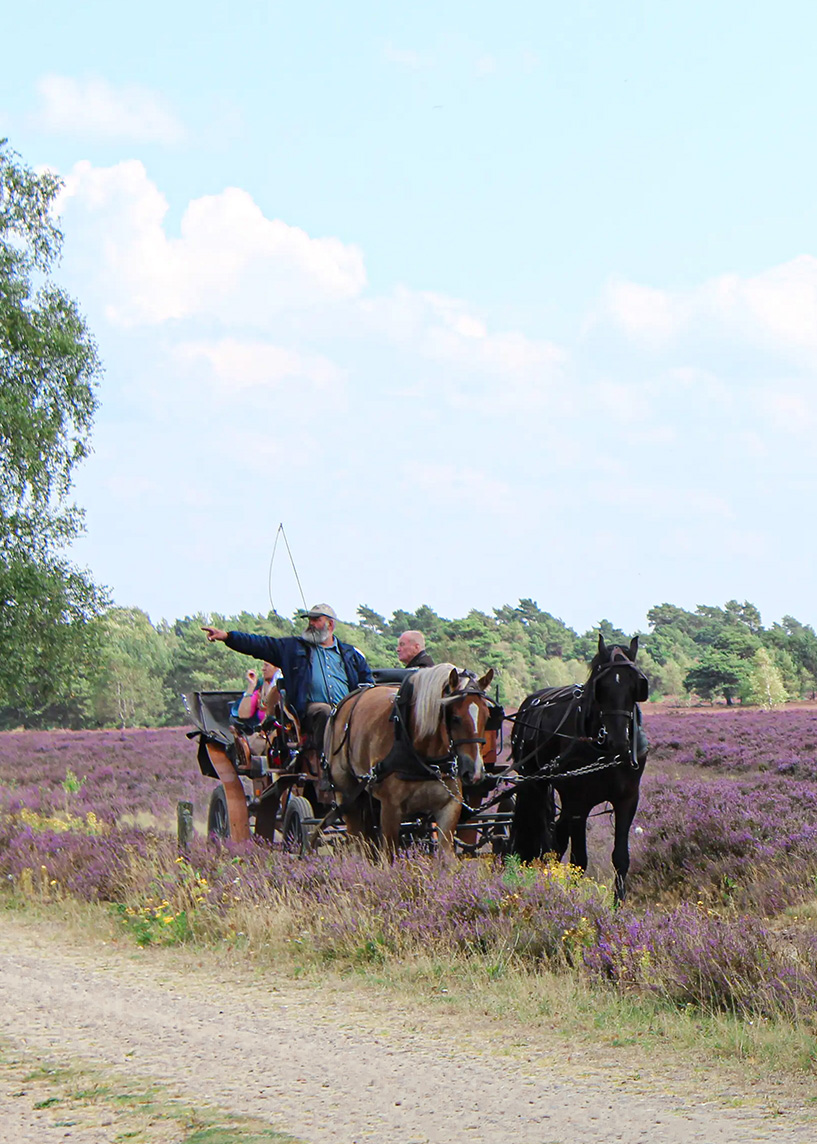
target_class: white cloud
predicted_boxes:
[58,160,367,325]
[30,75,184,144]
[601,279,686,343]
[592,379,652,425]
[175,338,345,394]
[600,255,817,364]
[56,159,562,408]
[361,286,565,392]
[754,390,816,433]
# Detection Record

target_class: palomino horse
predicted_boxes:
[326,663,494,857]
[509,635,648,903]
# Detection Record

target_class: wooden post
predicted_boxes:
[177,800,194,852]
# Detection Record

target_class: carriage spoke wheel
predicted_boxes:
[207,785,230,839]
[282,795,314,856]
[492,794,516,855]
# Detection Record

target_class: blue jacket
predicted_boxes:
[225,631,374,719]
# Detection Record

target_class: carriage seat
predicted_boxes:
[371,667,418,685]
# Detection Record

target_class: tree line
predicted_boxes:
[2,596,815,729]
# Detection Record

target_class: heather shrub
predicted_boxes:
[631,773,817,911]
[4,711,817,1030]
[587,903,817,1020]
[645,708,817,779]
[257,852,612,965]
[0,820,152,901]
[3,810,817,1021]
[0,727,213,824]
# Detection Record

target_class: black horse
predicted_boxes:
[508,635,648,903]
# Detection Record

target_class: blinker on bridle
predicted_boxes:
[442,679,491,749]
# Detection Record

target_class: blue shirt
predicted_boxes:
[308,641,350,706]
[225,632,373,719]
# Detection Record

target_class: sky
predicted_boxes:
[3,1,817,636]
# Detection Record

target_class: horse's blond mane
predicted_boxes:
[410,662,458,741]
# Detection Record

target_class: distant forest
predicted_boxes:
[4,598,815,730]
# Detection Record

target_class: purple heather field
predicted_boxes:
[2,708,817,908]
[2,706,817,1017]
[0,726,212,823]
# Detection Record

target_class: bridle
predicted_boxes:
[443,674,490,753]
[388,672,493,776]
[509,650,647,775]
[591,655,647,735]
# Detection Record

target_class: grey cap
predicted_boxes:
[301,603,338,620]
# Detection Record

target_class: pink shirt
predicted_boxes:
[247,673,282,721]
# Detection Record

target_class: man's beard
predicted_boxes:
[301,626,326,646]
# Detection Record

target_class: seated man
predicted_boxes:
[397,630,434,669]
[202,604,373,751]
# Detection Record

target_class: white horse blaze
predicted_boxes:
[467,701,484,781]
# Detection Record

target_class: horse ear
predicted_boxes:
[448,668,459,693]
[628,635,639,661]
[598,633,607,655]
[477,667,494,691]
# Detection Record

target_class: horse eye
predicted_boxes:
[450,715,462,724]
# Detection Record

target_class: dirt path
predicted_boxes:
[1,915,815,1144]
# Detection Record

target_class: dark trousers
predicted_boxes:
[305,702,332,754]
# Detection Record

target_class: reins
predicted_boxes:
[506,653,647,781]
[391,678,489,778]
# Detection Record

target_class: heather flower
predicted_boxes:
[2,711,817,1019]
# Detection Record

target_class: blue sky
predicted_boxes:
[3,2,817,635]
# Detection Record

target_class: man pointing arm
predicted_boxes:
[203,604,373,746]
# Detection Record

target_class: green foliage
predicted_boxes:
[724,599,763,634]
[113,901,193,947]
[9,585,817,725]
[356,604,389,634]
[647,602,706,638]
[90,607,172,727]
[61,768,84,796]
[160,611,297,724]
[684,648,752,705]
[746,647,788,709]
[0,140,105,725]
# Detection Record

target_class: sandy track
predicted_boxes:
[0,915,814,1144]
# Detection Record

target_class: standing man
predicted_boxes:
[202,605,373,746]
[396,630,434,669]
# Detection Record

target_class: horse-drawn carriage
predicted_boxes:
[183,683,326,853]
[183,665,512,856]
[186,635,650,900]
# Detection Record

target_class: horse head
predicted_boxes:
[590,635,648,758]
[411,664,494,784]
[442,667,494,785]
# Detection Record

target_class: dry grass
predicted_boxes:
[7,883,817,1084]
[0,1037,300,1143]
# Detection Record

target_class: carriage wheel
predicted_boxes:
[282,796,314,856]
[492,794,516,855]
[207,784,230,839]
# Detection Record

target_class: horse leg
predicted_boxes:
[378,799,403,860]
[342,799,377,849]
[611,794,639,906]
[552,811,571,862]
[435,798,462,862]
[509,780,554,861]
[567,813,589,873]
